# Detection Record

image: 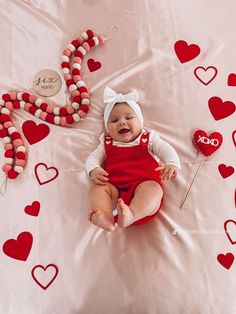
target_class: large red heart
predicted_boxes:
[218,164,234,179]
[31,264,59,290]
[193,130,223,156]
[217,253,234,270]
[174,40,201,63]
[34,162,59,185]
[22,120,50,144]
[228,73,236,86]
[2,231,33,261]
[194,66,218,85]
[208,97,235,120]
[87,58,101,72]
[24,201,40,216]
[224,220,236,245]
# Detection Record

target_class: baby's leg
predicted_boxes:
[117,180,163,227]
[89,182,119,232]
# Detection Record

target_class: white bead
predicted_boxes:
[72,63,81,70]
[53,107,60,115]
[69,84,77,92]
[72,113,80,121]
[81,32,89,40]
[76,81,85,88]
[14,166,24,173]
[61,55,70,62]
[16,146,26,153]
[35,98,43,107]
[7,127,17,135]
[54,116,60,124]
[20,101,26,109]
[62,68,70,74]
[1,108,10,115]
[68,43,76,52]
[35,109,42,118]
[71,102,79,109]
[81,99,90,105]
[5,157,14,164]
[2,137,11,144]
[0,99,5,106]
[17,92,23,100]
[93,36,99,46]
[78,46,86,55]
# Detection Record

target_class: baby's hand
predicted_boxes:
[155,164,178,181]
[89,167,109,185]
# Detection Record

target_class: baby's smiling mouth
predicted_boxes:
[118,128,130,134]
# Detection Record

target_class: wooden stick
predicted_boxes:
[180,156,205,209]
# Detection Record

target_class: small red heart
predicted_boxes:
[2,231,33,261]
[217,253,234,270]
[208,97,235,120]
[31,264,59,290]
[22,120,50,145]
[24,201,40,216]
[87,58,101,72]
[193,130,223,157]
[34,162,59,185]
[174,40,201,63]
[194,66,218,85]
[224,220,236,245]
[218,164,234,179]
[228,73,236,86]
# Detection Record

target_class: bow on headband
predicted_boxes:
[103,86,143,131]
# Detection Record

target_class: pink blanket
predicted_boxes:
[0,1,235,313]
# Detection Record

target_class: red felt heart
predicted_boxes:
[193,130,223,156]
[31,264,59,290]
[218,164,234,179]
[208,96,236,120]
[24,201,40,216]
[233,130,236,148]
[34,162,59,185]
[217,253,234,270]
[174,40,201,63]
[2,231,33,261]
[87,58,101,72]
[228,73,236,86]
[22,120,50,144]
[224,220,236,245]
[194,66,218,85]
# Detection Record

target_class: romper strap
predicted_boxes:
[104,135,112,150]
[140,131,150,148]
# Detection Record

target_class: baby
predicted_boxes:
[85,86,181,232]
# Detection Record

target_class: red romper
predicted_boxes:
[104,131,163,226]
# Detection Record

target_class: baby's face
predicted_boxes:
[107,103,141,142]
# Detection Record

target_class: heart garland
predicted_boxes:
[0,29,105,180]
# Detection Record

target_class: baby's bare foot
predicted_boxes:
[88,208,115,232]
[117,198,134,227]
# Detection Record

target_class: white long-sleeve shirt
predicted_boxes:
[85,129,181,176]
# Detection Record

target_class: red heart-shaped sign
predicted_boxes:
[24,201,40,216]
[22,120,50,144]
[217,252,234,270]
[31,264,59,290]
[34,162,59,185]
[2,231,33,261]
[208,97,235,120]
[174,40,201,63]
[194,66,218,85]
[218,164,234,179]
[224,220,236,245]
[193,130,223,156]
[228,73,236,86]
[87,58,101,72]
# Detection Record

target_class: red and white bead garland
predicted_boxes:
[0,29,104,179]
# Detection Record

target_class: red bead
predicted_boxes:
[13,100,20,109]
[29,105,37,115]
[0,129,8,137]
[22,92,30,102]
[4,150,14,158]
[66,79,74,87]
[79,86,88,93]
[8,169,19,179]
[16,152,25,159]
[40,103,48,111]
[71,40,79,48]
[0,114,11,123]
[11,132,21,140]
[87,29,94,38]
[72,68,80,76]
[45,113,54,124]
[61,62,70,68]
[66,115,74,124]
[2,94,11,101]
[87,38,95,47]
[79,105,89,113]
[74,51,83,59]
[59,107,68,116]
[73,96,81,103]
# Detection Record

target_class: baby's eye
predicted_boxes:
[111,119,118,123]
[126,116,133,120]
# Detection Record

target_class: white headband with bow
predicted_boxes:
[103,86,143,131]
